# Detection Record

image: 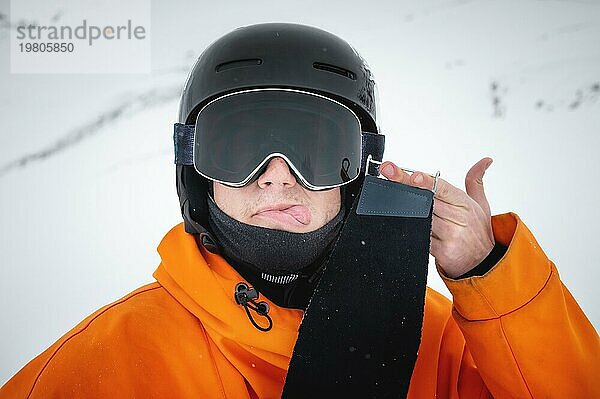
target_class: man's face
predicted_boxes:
[213,157,341,233]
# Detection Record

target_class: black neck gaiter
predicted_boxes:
[206,195,345,309]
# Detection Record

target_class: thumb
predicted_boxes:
[465,157,492,217]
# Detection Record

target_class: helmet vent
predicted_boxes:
[313,62,356,80]
[215,58,263,72]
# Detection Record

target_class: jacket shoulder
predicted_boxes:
[1,283,207,398]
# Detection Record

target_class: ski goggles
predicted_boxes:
[174,88,384,190]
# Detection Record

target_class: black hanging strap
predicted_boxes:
[282,175,433,398]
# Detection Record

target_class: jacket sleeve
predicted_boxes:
[439,212,600,398]
[0,289,137,399]
[0,283,170,399]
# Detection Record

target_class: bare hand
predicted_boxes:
[380,157,495,279]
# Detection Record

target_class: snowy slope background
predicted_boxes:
[1,0,599,385]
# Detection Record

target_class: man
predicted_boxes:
[1,23,598,398]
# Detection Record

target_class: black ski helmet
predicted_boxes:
[176,22,382,235]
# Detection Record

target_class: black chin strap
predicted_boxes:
[282,175,434,398]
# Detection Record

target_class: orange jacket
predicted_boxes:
[1,212,598,398]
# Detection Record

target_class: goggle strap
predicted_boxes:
[173,122,385,174]
[173,123,195,166]
[360,131,385,176]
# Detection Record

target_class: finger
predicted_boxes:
[379,161,413,185]
[465,157,492,217]
[380,161,438,191]
[432,176,472,207]
[431,213,451,240]
[381,161,469,209]
[432,200,467,228]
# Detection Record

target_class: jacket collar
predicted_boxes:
[153,223,304,369]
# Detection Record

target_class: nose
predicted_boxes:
[256,157,298,189]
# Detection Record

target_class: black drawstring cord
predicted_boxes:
[234,282,273,332]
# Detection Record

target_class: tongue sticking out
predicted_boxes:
[281,205,311,225]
